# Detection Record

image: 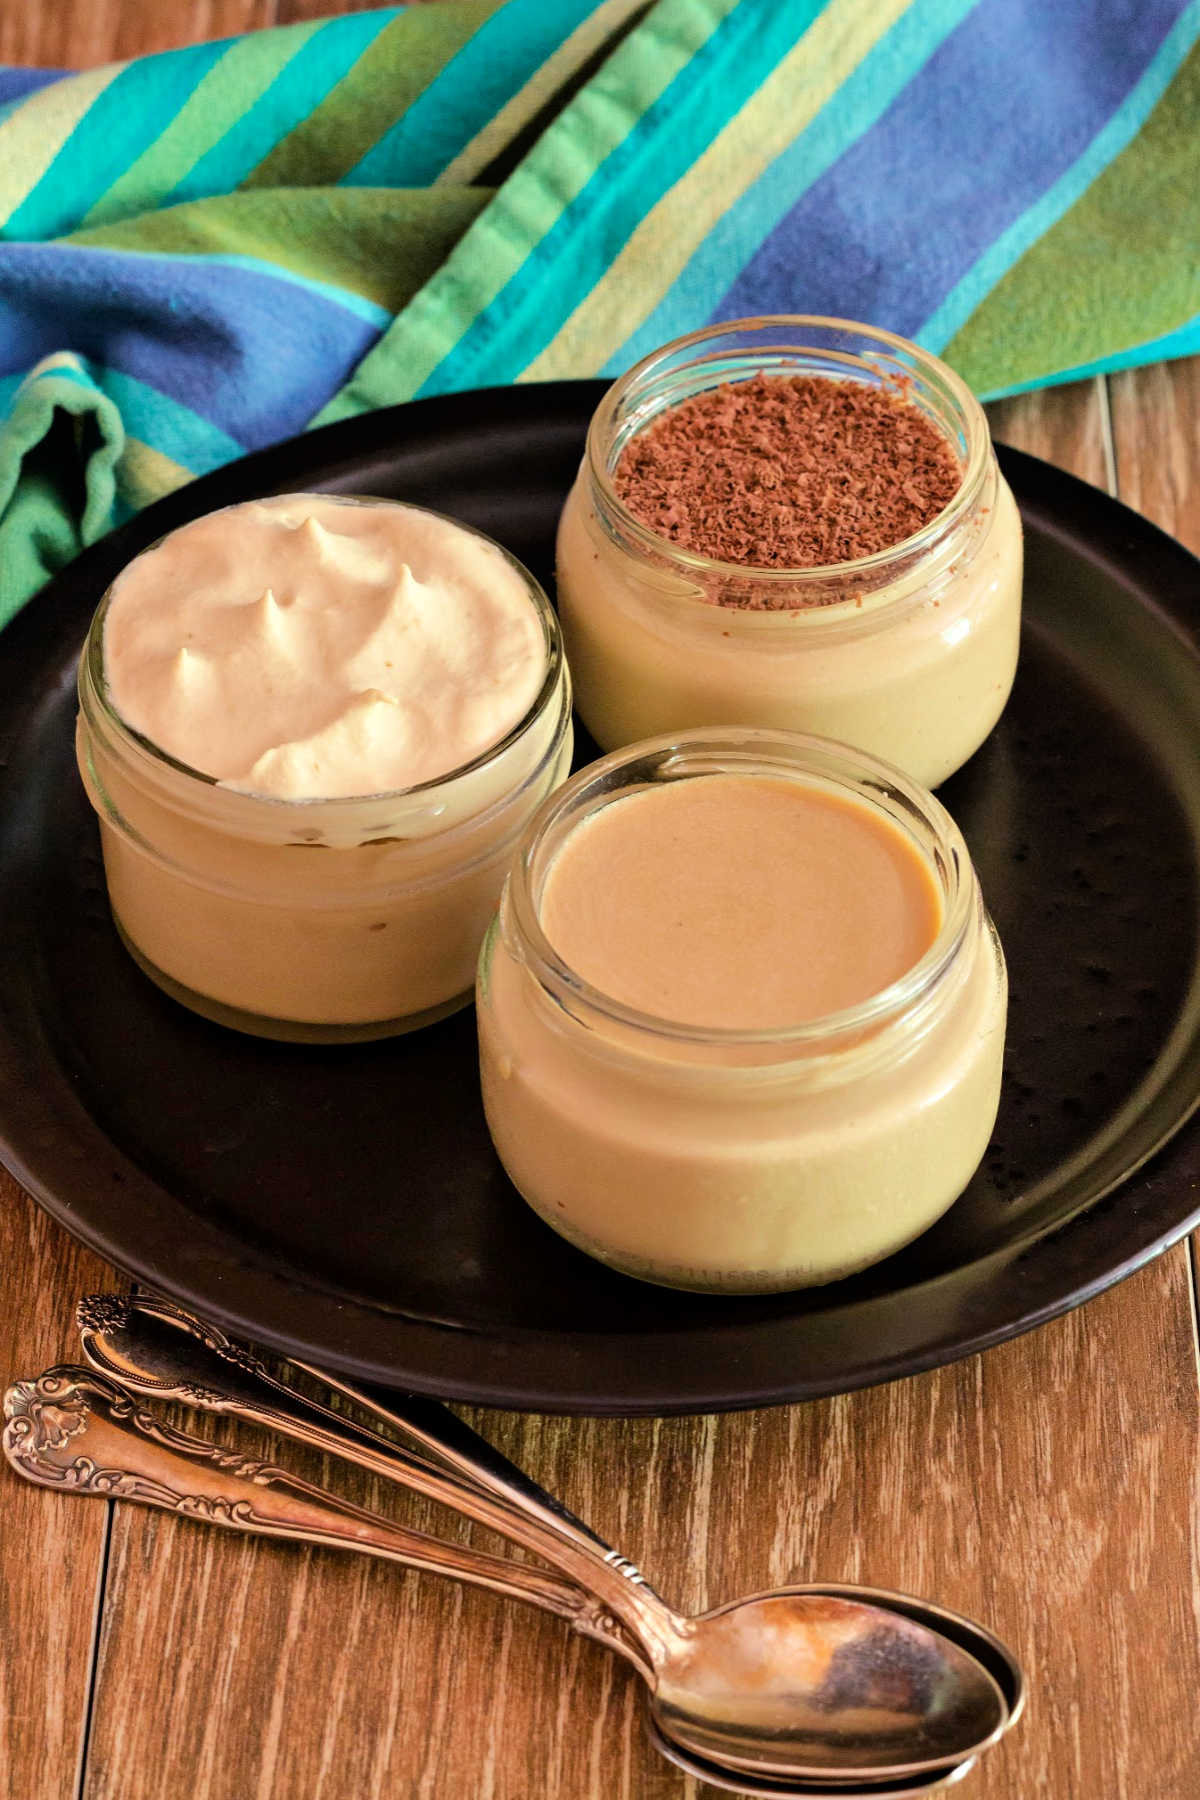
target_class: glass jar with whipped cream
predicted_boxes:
[556,317,1022,789]
[76,494,573,1042]
[477,729,1007,1293]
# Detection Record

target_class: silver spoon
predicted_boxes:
[73,1291,1023,1786]
[2,1365,614,1638]
[3,1369,993,1800]
[643,1714,981,1796]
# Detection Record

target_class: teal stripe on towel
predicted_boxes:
[917,0,1200,354]
[0,369,24,414]
[344,0,600,186]
[99,367,246,473]
[416,0,815,395]
[162,10,395,208]
[2,40,231,239]
[609,0,980,373]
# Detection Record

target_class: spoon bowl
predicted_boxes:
[73,1291,1023,1787]
[644,1712,982,1796]
[647,1586,1009,1781]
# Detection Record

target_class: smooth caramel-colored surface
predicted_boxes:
[539,776,942,1028]
[3,8,1200,1800]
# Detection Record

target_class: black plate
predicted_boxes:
[2,383,1199,1415]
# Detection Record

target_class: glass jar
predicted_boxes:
[556,317,1022,789]
[477,729,1007,1293]
[76,512,573,1042]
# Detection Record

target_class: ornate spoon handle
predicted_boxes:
[2,1366,649,1675]
[76,1293,670,1654]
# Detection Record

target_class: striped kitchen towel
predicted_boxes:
[1,0,1198,618]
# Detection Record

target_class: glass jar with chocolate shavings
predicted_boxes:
[556,317,1022,789]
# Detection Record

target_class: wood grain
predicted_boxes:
[1109,354,1200,1332]
[987,377,1113,493]
[1,1,1199,1790]
[1109,357,1200,556]
[0,3,276,65]
[0,0,433,65]
[73,372,1200,1800]
[0,1175,122,1800]
[275,0,416,21]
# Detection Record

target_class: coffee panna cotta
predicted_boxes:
[76,494,573,1041]
[556,316,1023,788]
[477,730,1007,1294]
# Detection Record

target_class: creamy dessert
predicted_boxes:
[477,730,1007,1292]
[539,779,941,1029]
[556,317,1023,790]
[102,495,547,799]
[76,494,573,1040]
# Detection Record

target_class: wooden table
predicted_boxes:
[3,6,1199,1796]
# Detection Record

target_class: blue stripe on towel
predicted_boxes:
[0,67,70,107]
[713,0,1192,333]
[0,242,383,444]
[2,43,230,239]
[916,0,1200,353]
[607,0,979,374]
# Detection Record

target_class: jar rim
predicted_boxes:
[82,493,566,810]
[585,314,992,590]
[502,726,977,1055]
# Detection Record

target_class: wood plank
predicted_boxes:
[986,377,1112,491]
[0,0,435,67]
[76,1249,1200,1799]
[1109,351,1200,1336]
[0,1175,123,1800]
[0,2,277,66]
[275,0,410,22]
[1108,354,1200,556]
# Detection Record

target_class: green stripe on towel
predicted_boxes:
[946,37,1200,394]
[64,185,493,316]
[79,24,327,229]
[314,0,738,423]
[244,4,500,190]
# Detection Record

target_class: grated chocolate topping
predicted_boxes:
[613,372,963,605]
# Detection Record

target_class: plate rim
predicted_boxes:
[1,380,1199,1415]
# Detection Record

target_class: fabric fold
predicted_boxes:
[0,0,1197,620]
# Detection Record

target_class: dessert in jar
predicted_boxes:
[556,317,1023,789]
[76,493,573,1042]
[477,729,1007,1293]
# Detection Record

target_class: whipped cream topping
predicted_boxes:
[101,495,548,800]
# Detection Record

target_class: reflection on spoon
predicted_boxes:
[71,1291,1023,1785]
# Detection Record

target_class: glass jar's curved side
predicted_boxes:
[476,724,1008,1295]
[557,468,1022,791]
[478,888,1006,1292]
[76,629,574,1043]
[555,315,1023,790]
